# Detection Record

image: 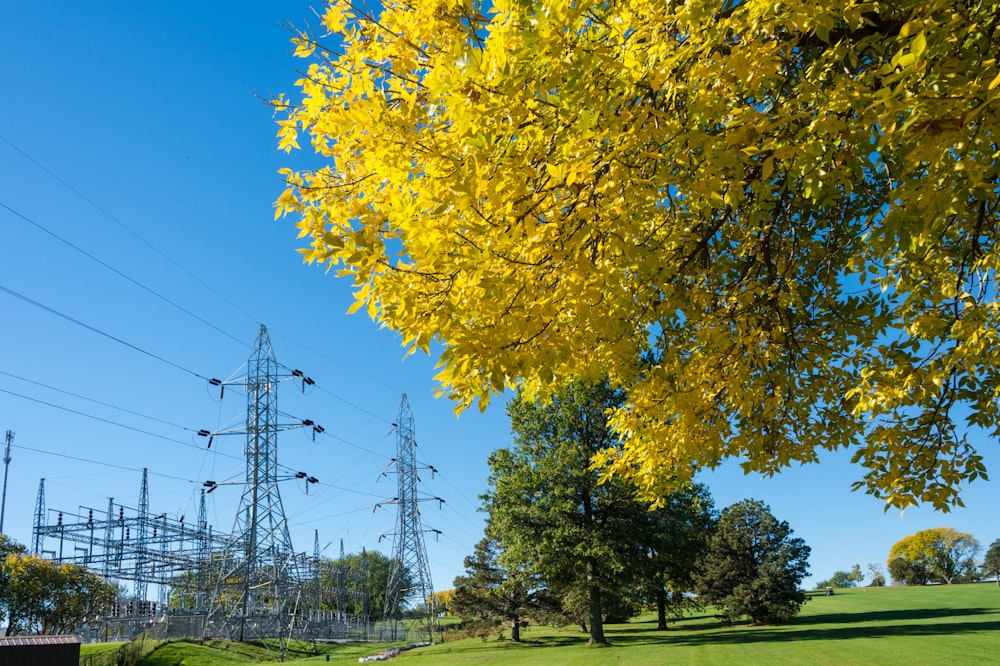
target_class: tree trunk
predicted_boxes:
[586,559,608,645]
[510,616,521,642]
[656,588,668,631]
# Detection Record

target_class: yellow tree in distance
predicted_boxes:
[275,0,1000,510]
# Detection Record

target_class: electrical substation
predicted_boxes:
[27,325,440,645]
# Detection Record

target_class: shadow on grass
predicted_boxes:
[656,607,998,646]
[438,606,999,653]
[791,607,991,626]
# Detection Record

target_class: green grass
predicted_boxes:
[80,641,126,666]
[87,584,1000,665]
[397,583,1000,666]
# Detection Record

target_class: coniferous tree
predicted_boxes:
[451,536,553,642]
[696,499,810,625]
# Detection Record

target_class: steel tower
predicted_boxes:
[381,394,436,642]
[211,324,300,640]
[32,478,45,554]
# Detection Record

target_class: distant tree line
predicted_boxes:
[450,381,811,645]
[817,531,1000,589]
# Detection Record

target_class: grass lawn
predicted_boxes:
[80,640,126,666]
[91,583,1000,665]
[394,583,1000,666]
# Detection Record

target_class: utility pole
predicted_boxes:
[0,430,12,533]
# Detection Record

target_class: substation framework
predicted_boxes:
[29,325,377,643]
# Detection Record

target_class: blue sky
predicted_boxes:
[1,1,997,599]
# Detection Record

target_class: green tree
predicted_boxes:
[1,544,116,636]
[317,550,407,620]
[628,483,716,630]
[849,564,864,587]
[826,570,857,589]
[278,0,1000,512]
[696,499,810,625]
[888,556,930,586]
[888,528,980,585]
[483,380,640,645]
[451,536,554,642]
[981,540,1000,586]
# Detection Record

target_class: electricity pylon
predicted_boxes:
[379,394,440,643]
[208,324,314,641]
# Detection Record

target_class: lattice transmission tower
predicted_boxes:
[379,394,441,643]
[207,324,318,641]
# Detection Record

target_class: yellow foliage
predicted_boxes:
[275,0,1000,510]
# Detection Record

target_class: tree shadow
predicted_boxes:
[790,607,990,627]
[663,608,997,646]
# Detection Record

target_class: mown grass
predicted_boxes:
[397,583,1000,666]
[84,583,1000,665]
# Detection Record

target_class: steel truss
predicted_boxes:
[379,394,440,643]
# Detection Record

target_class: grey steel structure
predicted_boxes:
[207,324,308,642]
[30,325,374,643]
[379,394,439,643]
[33,473,228,621]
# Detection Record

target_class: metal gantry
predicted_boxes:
[379,394,440,643]
[32,469,230,616]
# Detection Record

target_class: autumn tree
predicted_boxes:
[277,0,1000,512]
[483,380,640,645]
[981,539,1000,586]
[0,534,26,628]
[889,527,979,585]
[429,589,455,616]
[696,499,810,625]
[0,541,116,636]
[888,527,980,585]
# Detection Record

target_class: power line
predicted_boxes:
[1,134,407,397]
[10,442,196,485]
[0,386,240,462]
[0,282,211,382]
[0,199,250,349]
[0,369,197,433]
[0,139,426,437]
[0,133,262,329]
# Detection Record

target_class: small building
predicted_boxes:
[0,634,81,665]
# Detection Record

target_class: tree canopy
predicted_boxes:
[888,527,980,584]
[483,380,634,645]
[277,0,1000,510]
[0,536,116,636]
[696,499,810,625]
[982,539,1000,586]
[316,549,405,620]
[479,380,715,641]
[450,536,552,642]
